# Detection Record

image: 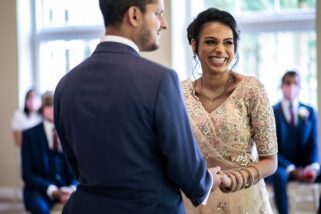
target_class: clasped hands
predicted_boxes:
[52,186,75,203]
[290,166,318,183]
[208,166,232,192]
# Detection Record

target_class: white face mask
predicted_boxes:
[26,96,41,112]
[281,84,300,101]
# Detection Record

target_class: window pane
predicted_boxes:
[204,0,275,13]
[203,0,316,13]
[40,0,102,28]
[240,0,274,12]
[239,32,316,107]
[280,0,316,9]
[204,0,236,13]
[39,39,99,92]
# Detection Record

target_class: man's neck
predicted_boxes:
[106,24,141,49]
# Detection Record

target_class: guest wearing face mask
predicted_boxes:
[267,70,319,214]
[11,89,42,147]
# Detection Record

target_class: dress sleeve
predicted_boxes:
[247,78,278,156]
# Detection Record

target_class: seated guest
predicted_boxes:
[268,71,319,214]
[21,91,78,214]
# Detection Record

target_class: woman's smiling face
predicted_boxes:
[193,22,235,74]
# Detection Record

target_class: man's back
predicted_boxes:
[54,42,211,214]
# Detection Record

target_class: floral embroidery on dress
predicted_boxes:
[216,201,228,213]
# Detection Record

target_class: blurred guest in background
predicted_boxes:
[21,91,78,214]
[268,71,319,214]
[11,89,42,147]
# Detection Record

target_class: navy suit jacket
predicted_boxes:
[54,42,212,214]
[273,102,319,168]
[21,123,78,197]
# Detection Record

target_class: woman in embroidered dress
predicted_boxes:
[181,8,278,214]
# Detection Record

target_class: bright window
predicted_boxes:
[34,0,104,93]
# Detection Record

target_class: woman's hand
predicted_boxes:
[218,171,232,189]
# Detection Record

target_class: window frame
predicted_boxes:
[31,0,104,92]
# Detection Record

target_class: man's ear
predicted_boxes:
[127,6,142,27]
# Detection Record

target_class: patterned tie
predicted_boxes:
[289,102,296,127]
[52,128,59,152]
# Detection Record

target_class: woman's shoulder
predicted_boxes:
[11,110,27,130]
[180,79,190,86]
[12,110,42,131]
[231,73,269,103]
[233,73,264,90]
[180,79,194,97]
[233,73,259,84]
[12,110,26,121]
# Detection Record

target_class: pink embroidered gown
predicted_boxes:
[181,76,278,214]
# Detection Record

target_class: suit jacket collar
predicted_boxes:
[93,42,140,57]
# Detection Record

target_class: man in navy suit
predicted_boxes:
[269,71,319,214]
[21,92,78,214]
[54,0,221,213]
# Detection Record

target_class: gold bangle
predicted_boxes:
[229,171,243,191]
[221,172,237,193]
[249,165,262,184]
[219,172,232,193]
[237,169,247,189]
[242,167,254,188]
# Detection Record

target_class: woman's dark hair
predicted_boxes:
[23,89,37,117]
[187,8,240,66]
[99,0,156,27]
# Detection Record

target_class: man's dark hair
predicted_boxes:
[281,70,300,84]
[99,0,156,27]
[40,91,54,115]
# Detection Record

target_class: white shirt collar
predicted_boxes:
[281,98,299,125]
[281,98,299,111]
[44,119,55,148]
[100,35,139,53]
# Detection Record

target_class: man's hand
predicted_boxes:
[208,166,222,191]
[52,188,72,203]
[290,168,305,181]
[302,167,318,183]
